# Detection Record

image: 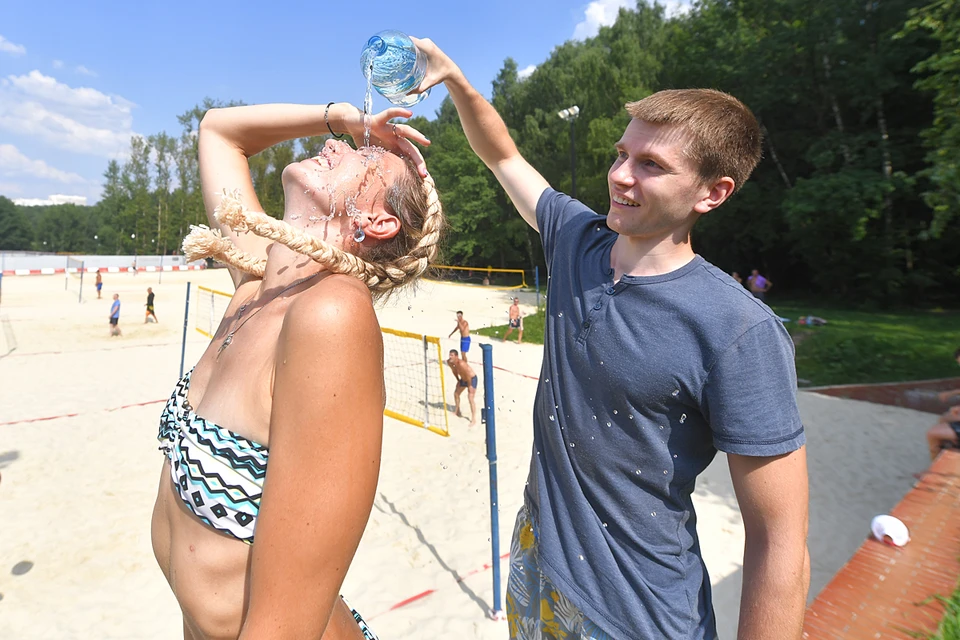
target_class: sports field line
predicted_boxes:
[5,341,182,358]
[0,398,167,427]
[368,551,510,620]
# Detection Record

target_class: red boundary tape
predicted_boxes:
[1,398,166,426]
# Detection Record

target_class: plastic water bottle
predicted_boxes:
[360,30,430,108]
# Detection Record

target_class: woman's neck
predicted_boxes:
[258,242,328,293]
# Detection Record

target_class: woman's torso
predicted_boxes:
[151,276,371,640]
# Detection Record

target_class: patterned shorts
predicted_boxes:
[506,506,614,640]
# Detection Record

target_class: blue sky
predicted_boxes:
[0,0,687,206]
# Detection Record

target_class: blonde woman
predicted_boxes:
[151,101,443,640]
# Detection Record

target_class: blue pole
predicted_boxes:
[480,343,504,619]
[179,282,191,379]
[535,266,540,311]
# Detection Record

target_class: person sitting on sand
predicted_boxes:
[151,98,443,640]
[446,349,478,426]
[925,347,960,460]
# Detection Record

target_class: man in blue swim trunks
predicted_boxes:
[448,310,471,361]
[446,349,478,426]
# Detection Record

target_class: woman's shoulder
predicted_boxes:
[281,274,379,344]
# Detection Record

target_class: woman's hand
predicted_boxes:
[410,37,462,95]
[341,105,431,177]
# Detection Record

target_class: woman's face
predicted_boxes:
[281,139,407,228]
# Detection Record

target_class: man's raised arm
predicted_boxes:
[413,38,550,231]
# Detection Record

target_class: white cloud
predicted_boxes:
[0,144,86,183]
[13,194,88,206]
[0,36,26,56]
[0,71,137,158]
[53,59,64,69]
[573,0,632,40]
[573,0,692,39]
[76,65,97,77]
[518,65,537,81]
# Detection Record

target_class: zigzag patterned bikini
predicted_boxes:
[158,368,378,639]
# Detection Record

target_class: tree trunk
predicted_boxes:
[820,49,853,166]
[759,121,792,188]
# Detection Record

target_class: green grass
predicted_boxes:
[474,302,960,386]
[917,589,960,639]
[772,301,960,386]
[475,307,547,344]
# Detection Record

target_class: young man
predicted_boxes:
[95,271,103,299]
[109,294,122,337]
[503,296,523,344]
[144,287,158,323]
[413,39,809,639]
[445,349,478,426]
[447,310,471,361]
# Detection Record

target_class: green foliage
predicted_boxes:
[927,589,960,639]
[0,196,33,250]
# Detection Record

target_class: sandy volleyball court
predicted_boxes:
[0,270,938,639]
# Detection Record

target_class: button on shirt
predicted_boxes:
[525,189,804,639]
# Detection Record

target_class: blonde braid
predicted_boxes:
[214,177,443,297]
[181,224,266,277]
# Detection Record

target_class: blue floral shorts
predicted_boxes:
[506,506,614,640]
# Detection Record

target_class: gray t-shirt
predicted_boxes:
[525,189,804,639]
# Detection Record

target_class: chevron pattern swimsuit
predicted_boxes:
[158,368,378,639]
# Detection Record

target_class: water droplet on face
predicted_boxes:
[679,414,687,423]
[549,415,555,421]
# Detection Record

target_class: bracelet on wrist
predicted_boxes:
[324,102,345,139]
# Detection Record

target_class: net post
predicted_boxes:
[422,335,430,428]
[180,282,191,379]
[64,256,69,290]
[158,255,163,284]
[480,342,504,619]
[78,261,84,303]
[535,266,540,310]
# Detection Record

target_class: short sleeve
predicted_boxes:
[536,189,597,266]
[701,317,805,456]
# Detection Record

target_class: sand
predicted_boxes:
[0,270,938,639]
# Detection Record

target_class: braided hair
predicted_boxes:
[182,158,443,299]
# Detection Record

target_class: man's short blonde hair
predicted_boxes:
[625,89,762,193]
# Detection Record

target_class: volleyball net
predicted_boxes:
[426,265,527,290]
[190,285,450,436]
[65,256,84,303]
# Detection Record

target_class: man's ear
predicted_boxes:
[694,177,735,215]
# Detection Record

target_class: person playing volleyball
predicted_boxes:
[150,98,443,640]
[446,349,478,426]
[447,310,471,361]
